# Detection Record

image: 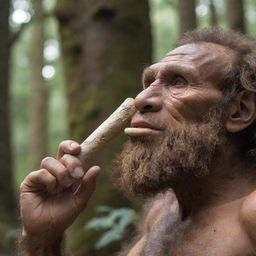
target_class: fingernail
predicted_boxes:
[73,167,84,179]
[70,142,79,149]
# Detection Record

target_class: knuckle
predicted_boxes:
[60,153,69,162]
[40,156,54,167]
[58,140,69,148]
[58,140,75,150]
[19,181,25,192]
[61,154,80,165]
[39,168,51,177]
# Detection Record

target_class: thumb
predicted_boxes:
[74,166,101,208]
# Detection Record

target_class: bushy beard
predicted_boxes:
[111,105,225,197]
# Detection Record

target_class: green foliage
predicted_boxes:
[0,222,20,250]
[85,206,138,249]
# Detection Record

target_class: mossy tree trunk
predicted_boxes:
[28,0,48,170]
[209,0,218,27]
[225,0,245,33]
[55,0,152,255]
[178,0,197,34]
[0,0,17,252]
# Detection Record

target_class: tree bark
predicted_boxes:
[225,0,245,33]
[28,0,48,170]
[0,0,17,252]
[178,0,197,34]
[0,0,16,222]
[209,0,218,27]
[55,0,152,255]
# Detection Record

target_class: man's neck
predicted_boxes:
[172,151,256,220]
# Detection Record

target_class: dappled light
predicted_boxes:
[1,0,256,255]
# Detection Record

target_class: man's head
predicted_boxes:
[112,28,256,197]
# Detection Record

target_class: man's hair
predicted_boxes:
[177,27,256,161]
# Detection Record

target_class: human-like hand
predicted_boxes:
[20,140,100,241]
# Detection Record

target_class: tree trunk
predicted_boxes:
[225,0,245,33]
[28,0,48,170]
[0,0,16,223]
[209,0,218,27]
[0,0,17,252]
[178,0,197,34]
[55,0,152,255]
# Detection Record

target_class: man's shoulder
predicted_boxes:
[240,190,256,241]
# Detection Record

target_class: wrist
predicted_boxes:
[18,229,64,256]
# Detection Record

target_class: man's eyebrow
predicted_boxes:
[142,66,156,80]
[160,64,193,75]
[143,64,196,77]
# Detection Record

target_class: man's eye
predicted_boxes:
[172,77,187,87]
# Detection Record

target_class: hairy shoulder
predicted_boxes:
[123,190,176,256]
[240,190,256,242]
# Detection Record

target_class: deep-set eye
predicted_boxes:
[172,76,187,87]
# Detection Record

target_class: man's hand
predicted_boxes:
[19,140,100,253]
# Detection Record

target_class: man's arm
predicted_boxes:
[17,231,68,256]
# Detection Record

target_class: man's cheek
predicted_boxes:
[164,90,222,122]
[163,95,200,124]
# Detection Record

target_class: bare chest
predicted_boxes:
[141,208,254,256]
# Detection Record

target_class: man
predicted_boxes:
[18,28,256,255]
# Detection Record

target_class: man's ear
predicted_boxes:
[226,90,256,133]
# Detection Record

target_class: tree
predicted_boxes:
[28,0,48,170]
[209,0,218,27]
[225,0,245,33]
[178,0,197,34]
[0,0,16,225]
[55,0,152,255]
[0,0,17,252]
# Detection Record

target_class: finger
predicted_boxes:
[60,154,84,179]
[74,166,101,208]
[40,157,73,188]
[20,169,57,194]
[57,140,81,160]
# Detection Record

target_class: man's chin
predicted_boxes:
[111,138,181,198]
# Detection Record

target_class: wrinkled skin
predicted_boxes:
[123,43,256,255]
[19,42,256,255]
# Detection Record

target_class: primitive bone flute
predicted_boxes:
[78,98,136,166]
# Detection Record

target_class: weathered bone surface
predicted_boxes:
[124,127,155,136]
[79,98,136,166]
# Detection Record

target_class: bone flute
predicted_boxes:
[78,98,136,166]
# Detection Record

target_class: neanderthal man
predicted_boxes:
[18,28,256,255]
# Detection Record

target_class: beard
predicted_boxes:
[111,104,226,197]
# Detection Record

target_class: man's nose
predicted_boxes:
[134,87,163,113]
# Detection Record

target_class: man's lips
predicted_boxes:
[124,120,162,136]
[131,120,159,129]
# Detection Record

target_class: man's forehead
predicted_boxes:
[163,42,235,63]
[144,42,236,87]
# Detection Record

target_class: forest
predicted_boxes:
[0,0,255,255]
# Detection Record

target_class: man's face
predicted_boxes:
[112,43,235,196]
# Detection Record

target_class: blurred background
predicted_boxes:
[0,0,255,255]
